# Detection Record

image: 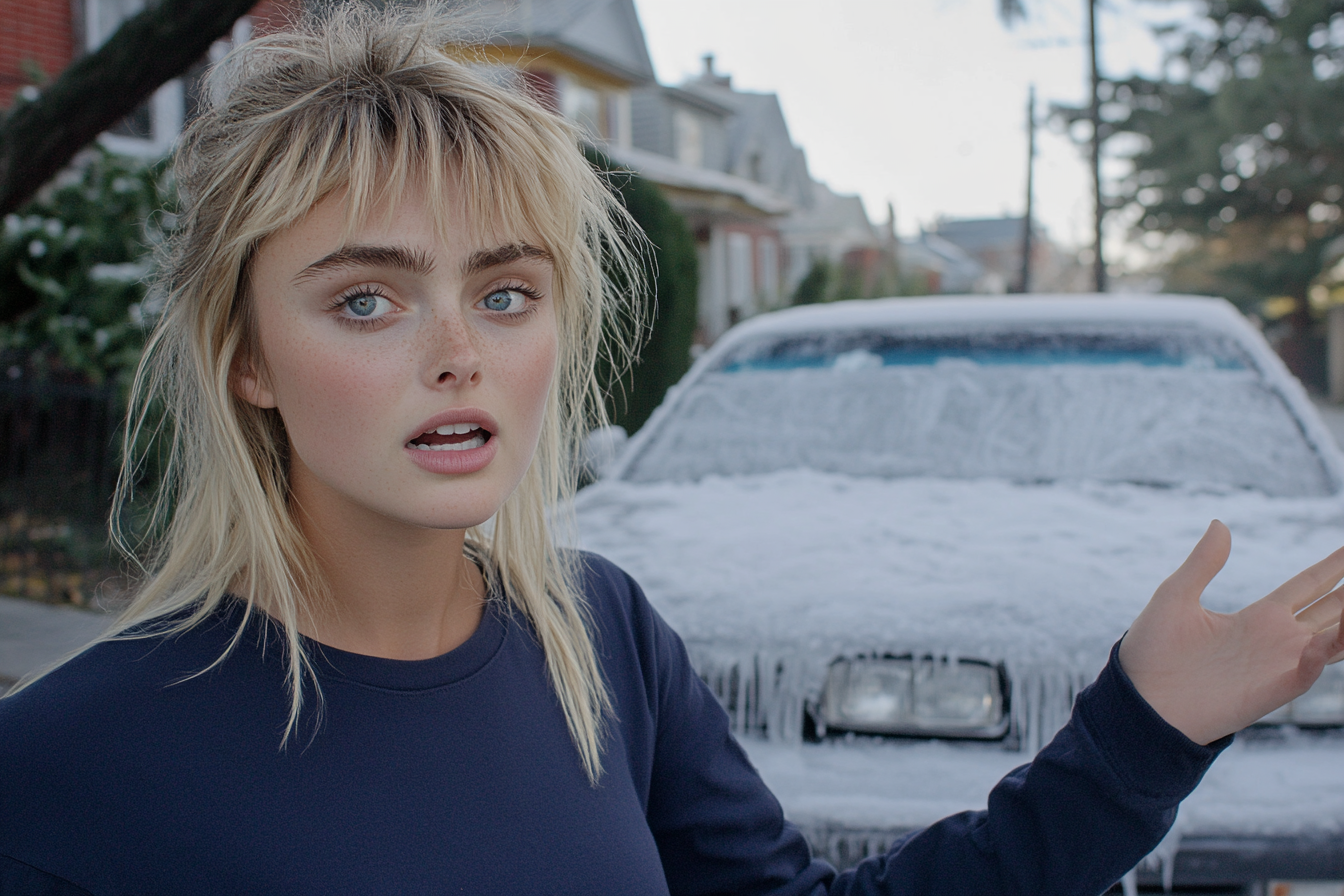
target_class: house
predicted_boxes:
[449,0,656,148]
[458,8,806,343]
[930,216,1089,294]
[6,0,892,345]
[628,76,792,341]
[2,0,299,157]
[670,57,806,335]
[670,56,898,315]
[902,232,986,295]
[779,181,893,299]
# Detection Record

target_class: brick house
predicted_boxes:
[1,0,300,156]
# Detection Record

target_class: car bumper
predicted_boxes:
[740,735,1344,885]
[1155,835,1344,886]
[788,824,1344,889]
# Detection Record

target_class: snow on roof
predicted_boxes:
[716,294,1247,341]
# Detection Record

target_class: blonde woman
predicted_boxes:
[3,5,1343,894]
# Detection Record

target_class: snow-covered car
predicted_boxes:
[574,295,1344,892]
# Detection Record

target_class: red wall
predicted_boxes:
[0,0,75,108]
[0,0,301,109]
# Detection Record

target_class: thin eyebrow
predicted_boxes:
[291,245,434,283]
[463,243,553,276]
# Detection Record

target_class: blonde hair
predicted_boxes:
[26,2,645,783]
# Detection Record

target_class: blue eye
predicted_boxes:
[342,292,392,319]
[481,288,532,314]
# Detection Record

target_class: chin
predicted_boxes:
[392,483,519,532]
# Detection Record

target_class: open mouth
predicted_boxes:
[408,422,492,452]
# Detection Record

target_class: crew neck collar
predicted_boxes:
[300,598,509,691]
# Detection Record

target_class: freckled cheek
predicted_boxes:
[268,338,408,460]
[492,331,558,444]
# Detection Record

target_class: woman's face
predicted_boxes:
[240,183,559,532]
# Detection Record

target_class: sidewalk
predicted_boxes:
[0,596,111,692]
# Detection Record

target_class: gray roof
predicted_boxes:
[905,233,985,294]
[779,180,877,244]
[679,65,812,208]
[475,0,656,84]
[660,84,734,118]
[933,216,1037,254]
[606,145,792,216]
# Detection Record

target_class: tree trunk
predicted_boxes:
[0,0,260,220]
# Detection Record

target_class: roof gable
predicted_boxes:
[482,0,655,84]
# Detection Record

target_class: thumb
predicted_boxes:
[1153,520,1231,607]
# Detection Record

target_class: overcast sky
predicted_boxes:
[632,0,1189,251]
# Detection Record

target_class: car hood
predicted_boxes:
[576,469,1344,663]
[575,470,1344,744]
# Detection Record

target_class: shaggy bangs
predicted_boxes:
[11,1,647,786]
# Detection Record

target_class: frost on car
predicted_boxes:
[573,296,1344,889]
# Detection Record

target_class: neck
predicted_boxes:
[288,472,486,661]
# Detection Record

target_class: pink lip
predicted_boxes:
[404,407,500,475]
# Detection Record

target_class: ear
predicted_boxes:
[231,352,277,409]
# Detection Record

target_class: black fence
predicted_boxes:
[1,379,126,605]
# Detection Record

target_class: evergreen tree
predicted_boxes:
[585,148,699,433]
[1105,0,1344,320]
[791,259,830,305]
[0,148,171,387]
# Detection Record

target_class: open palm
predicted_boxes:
[1118,520,1344,745]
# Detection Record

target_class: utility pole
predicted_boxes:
[1018,85,1036,294]
[1087,0,1106,292]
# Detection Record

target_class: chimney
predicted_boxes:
[700,53,731,87]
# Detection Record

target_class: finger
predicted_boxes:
[1296,586,1344,632]
[1301,620,1344,677]
[1153,520,1230,606]
[1265,542,1344,612]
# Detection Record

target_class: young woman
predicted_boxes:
[3,5,1343,894]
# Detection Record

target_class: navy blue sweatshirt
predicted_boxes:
[0,553,1223,895]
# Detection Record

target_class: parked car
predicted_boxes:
[574,295,1344,893]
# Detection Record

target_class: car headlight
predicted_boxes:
[1258,663,1344,726]
[817,655,1009,739]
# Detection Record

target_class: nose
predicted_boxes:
[424,307,482,388]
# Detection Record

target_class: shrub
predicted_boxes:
[586,148,699,433]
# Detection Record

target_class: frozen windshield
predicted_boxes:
[620,325,1333,497]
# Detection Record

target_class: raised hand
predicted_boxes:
[1118,520,1344,745]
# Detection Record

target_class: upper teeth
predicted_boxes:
[429,423,481,435]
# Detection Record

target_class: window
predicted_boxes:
[85,0,184,156]
[747,152,763,184]
[606,91,631,148]
[560,79,603,142]
[674,108,703,167]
